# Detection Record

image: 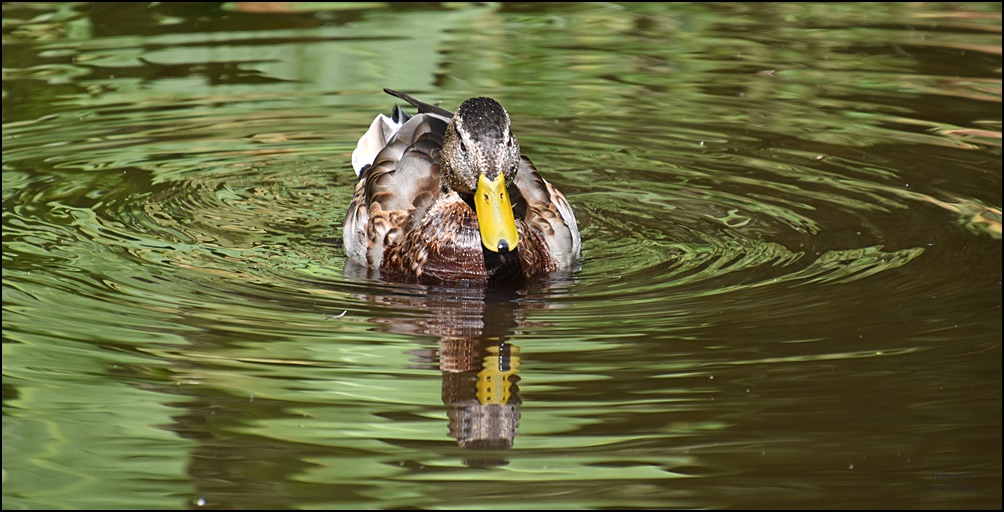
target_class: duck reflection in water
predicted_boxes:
[439,301,521,454]
[348,272,570,467]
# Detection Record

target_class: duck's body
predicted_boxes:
[344,89,581,282]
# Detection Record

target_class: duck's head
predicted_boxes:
[441,97,521,254]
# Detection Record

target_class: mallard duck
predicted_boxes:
[344,89,581,282]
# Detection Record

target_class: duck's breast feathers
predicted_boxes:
[381,192,488,281]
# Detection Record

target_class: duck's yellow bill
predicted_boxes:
[475,172,520,253]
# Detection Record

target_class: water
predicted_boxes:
[3,2,1001,509]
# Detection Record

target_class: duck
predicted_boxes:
[344,89,581,282]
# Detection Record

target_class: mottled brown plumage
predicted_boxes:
[344,89,581,282]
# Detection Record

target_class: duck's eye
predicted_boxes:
[459,140,467,153]
[507,133,514,148]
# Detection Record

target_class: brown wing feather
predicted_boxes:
[344,113,448,268]
[512,156,582,269]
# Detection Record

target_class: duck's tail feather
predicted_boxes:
[391,105,411,125]
[384,88,454,119]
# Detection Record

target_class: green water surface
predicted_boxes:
[3,2,1001,509]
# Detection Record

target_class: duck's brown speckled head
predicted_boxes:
[441,97,520,193]
[441,97,521,253]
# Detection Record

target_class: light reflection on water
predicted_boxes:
[3,2,1001,509]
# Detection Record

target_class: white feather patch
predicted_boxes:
[352,113,402,175]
